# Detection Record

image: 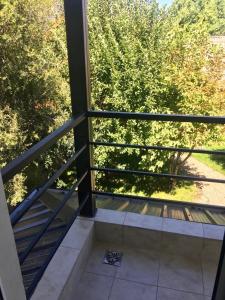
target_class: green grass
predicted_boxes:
[192,141,225,176]
[152,184,199,202]
[97,183,199,209]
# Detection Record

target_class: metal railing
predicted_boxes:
[88,110,225,206]
[1,109,225,298]
[1,113,92,297]
[2,110,225,220]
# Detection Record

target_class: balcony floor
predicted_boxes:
[75,240,215,300]
[31,209,223,300]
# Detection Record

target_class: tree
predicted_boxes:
[172,0,225,35]
[0,0,71,205]
[88,0,225,195]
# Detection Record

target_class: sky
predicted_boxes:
[158,0,173,6]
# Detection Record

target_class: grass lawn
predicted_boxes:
[192,141,225,176]
[152,184,199,202]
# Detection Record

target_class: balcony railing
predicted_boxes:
[1,113,91,297]
[0,0,225,299]
[1,109,225,298]
[89,110,225,204]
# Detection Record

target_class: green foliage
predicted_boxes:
[0,0,71,205]
[172,0,225,35]
[0,107,27,204]
[88,0,225,195]
[1,0,225,204]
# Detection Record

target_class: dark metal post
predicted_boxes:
[212,231,225,300]
[64,0,96,217]
[0,288,3,300]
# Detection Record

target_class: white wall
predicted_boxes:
[0,174,26,300]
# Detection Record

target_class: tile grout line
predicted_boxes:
[108,276,116,300]
[201,238,206,297]
[156,283,206,297]
[156,286,159,300]
[114,276,158,288]
[123,212,127,226]
[85,269,159,289]
[108,249,119,300]
[85,270,115,279]
[156,231,163,300]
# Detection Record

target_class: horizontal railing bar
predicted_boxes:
[15,224,67,243]
[88,110,225,124]
[10,189,38,223]
[91,166,225,184]
[19,171,88,265]
[93,190,225,210]
[25,193,89,298]
[20,241,57,257]
[1,113,86,183]
[91,141,225,156]
[11,145,87,226]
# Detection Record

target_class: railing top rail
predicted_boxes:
[88,110,225,124]
[91,141,225,156]
[91,166,225,184]
[1,113,85,183]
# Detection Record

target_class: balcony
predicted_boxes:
[0,1,225,300]
[24,206,222,300]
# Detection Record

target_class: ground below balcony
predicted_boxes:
[185,156,225,207]
[43,189,225,225]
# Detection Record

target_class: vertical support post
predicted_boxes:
[212,231,225,300]
[64,0,96,217]
[0,288,3,300]
[0,174,26,300]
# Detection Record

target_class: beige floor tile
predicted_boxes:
[161,233,203,257]
[85,242,118,277]
[157,287,204,300]
[116,247,160,285]
[202,240,220,297]
[109,279,157,300]
[95,222,123,244]
[124,226,161,251]
[202,259,217,296]
[75,272,113,300]
[158,252,203,294]
[202,240,221,262]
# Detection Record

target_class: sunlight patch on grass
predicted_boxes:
[152,184,199,202]
[96,183,199,213]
